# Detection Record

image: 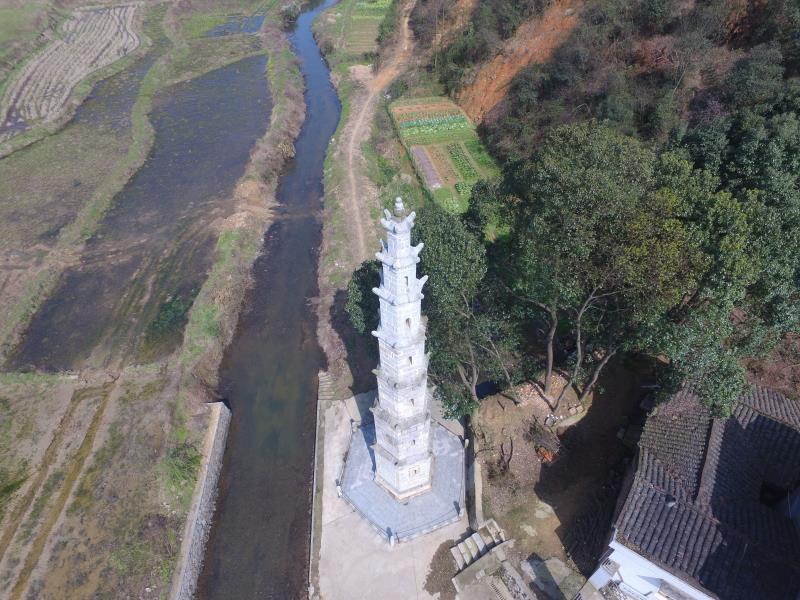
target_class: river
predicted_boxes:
[197,1,341,598]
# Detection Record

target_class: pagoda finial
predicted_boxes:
[394,197,406,218]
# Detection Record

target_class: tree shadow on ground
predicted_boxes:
[525,552,572,600]
[331,288,379,395]
[533,357,653,575]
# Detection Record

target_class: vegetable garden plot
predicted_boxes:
[389,97,499,213]
[335,0,394,56]
[447,142,479,179]
[0,5,139,144]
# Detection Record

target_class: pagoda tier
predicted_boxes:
[370,198,434,499]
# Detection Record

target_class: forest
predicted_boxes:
[348,0,800,419]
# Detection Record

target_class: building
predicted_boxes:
[583,386,800,600]
[337,198,464,542]
[371,197,433,499]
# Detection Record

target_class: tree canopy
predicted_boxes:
[482,121,796,415]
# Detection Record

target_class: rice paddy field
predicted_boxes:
[0,5,140,144]
[0,1,304,597]
[389,97,499,213]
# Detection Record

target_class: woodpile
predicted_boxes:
[0,5,139,143]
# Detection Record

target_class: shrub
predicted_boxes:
[725,43,785,107]
[345,260,381,334]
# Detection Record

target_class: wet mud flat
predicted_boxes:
[197,1,341,598]
[8,55,272,371]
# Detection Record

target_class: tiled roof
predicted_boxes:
[614,386,800,600]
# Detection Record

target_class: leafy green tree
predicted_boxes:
[500,122,762,414]
[412,204,488,413]
[725,43,785,107]
[679,93,800,399]
[502,123,659,404]
[345,260,381,335]
[414,204,525,416]
[638,0,673,33]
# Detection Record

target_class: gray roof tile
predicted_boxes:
[614,386,800,599]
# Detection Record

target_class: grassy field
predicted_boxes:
[313,0,399,288]
[389,96,499,213]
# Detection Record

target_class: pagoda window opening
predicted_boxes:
[406,318,411,329]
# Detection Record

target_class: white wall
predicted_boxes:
[587,536,714,600]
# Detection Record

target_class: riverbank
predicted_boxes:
[313,0,422,395]
[0,2,284,365]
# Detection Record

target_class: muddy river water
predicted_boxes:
[197,1,340,598]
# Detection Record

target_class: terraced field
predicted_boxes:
[389,97,499,213]
[318,0,392,57]
[0,5,139,143]
[345,1,385,54]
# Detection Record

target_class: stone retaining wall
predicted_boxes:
[170,402,231,600]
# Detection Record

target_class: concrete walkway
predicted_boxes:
[318,397,468,599]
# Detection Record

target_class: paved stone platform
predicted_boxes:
[340,421,465,542]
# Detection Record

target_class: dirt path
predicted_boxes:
[343,1,415,263]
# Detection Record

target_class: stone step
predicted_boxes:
[471,531,487,556]
[485,518,505,544]
[464,536,480,560]
[450,545,466,571]
[477,527,494,549]
[317,370,336,402]
[457,541,474,564]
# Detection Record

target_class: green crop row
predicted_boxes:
[399,119,472,140]
[399,114,467,129]
[448,143,479,180]
[394,109,462,123]
[464,138,499,176]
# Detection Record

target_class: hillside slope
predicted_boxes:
[457,0,581,123]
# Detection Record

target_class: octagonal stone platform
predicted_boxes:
[340,420,465,543]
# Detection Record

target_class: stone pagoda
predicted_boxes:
[370,197,433,499]
[338,197,464,543]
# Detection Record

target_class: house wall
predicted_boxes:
[588,536,715,600]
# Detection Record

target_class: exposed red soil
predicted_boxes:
[457,0,582,124]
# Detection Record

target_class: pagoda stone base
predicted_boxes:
[340,421,465,543]
[374,472,432,502]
